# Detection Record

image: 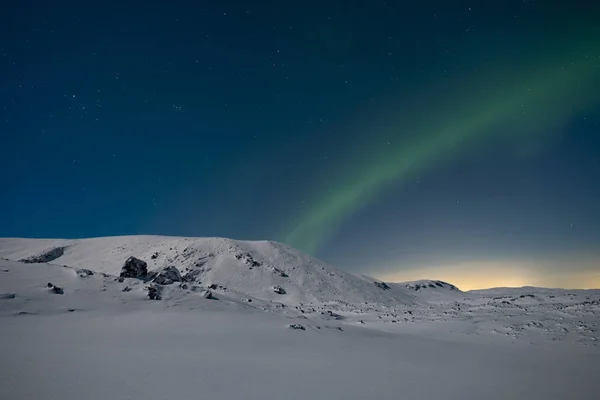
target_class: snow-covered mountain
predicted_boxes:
[0,236,416,306]
[1,235,598,345]
[1,235,599,400]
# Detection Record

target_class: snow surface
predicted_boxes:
[1,236,599,399]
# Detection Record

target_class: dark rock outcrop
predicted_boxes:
[272,267,288,278]
[147,285,161,300]
[273,285,286,295]
[288,324,305,330]
[120,257,148,279]
[77,269,94,277]
[21,247,67,264]
[374,281,390,290]
[50,285,64,295]
[151,266,182,285]
[182,269,201,283]
[235,253,262,268]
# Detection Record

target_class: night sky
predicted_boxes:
[2,1,599,289]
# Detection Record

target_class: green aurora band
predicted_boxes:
[284,47,600,255]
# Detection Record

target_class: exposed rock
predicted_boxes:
[21,247,66,263]
[235,253,262,268]
[182,269,201,283]
[288,324,305,330]
[47,282,53,288]
[273,285,286,295]
[180,283,188,290]
[201,290,215,299]
[122,286,131,292]
[77,269,94,277]
[272,267,288,277]
[152,266,182,285]
[0,293,16,299]
[324,310,343,320]
[208,283,218,290]
[373,281,390,290]
[50,285,64,295]
[147,285,161,300]
[120,257,148,279]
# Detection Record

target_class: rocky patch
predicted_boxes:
[47,283,64,295]
[272,267,288,277]
[273,285,286,295]
[77,269,94,277]
[373,281,390,290]
[151,266,182,285]
[147,285,162,300]
[120,257,148,279]
[20,246,67,264]
[235,253,262,268]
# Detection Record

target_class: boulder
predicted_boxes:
[288,324,305,330]
[120,257,148,279]
[147,285,161,300]
[273,285,286,295]
[77,269,94,277]
[152,266,182,285]
[50,285,64,295]
[201,290,215,299]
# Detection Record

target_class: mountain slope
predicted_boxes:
[0,236,415,306]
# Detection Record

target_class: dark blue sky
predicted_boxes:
[1,0,599,288]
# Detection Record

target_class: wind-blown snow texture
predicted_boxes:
[1,236,599,400]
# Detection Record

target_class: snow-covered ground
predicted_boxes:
[1,236,599,399]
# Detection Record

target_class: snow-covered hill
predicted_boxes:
[1,236,599,399]
[0,236,416,306]
[399,279,461,292]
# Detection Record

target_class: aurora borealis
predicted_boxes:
[285,46,600,255]
[1,1,599,289]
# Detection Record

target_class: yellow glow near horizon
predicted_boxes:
[377,260,600,291]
